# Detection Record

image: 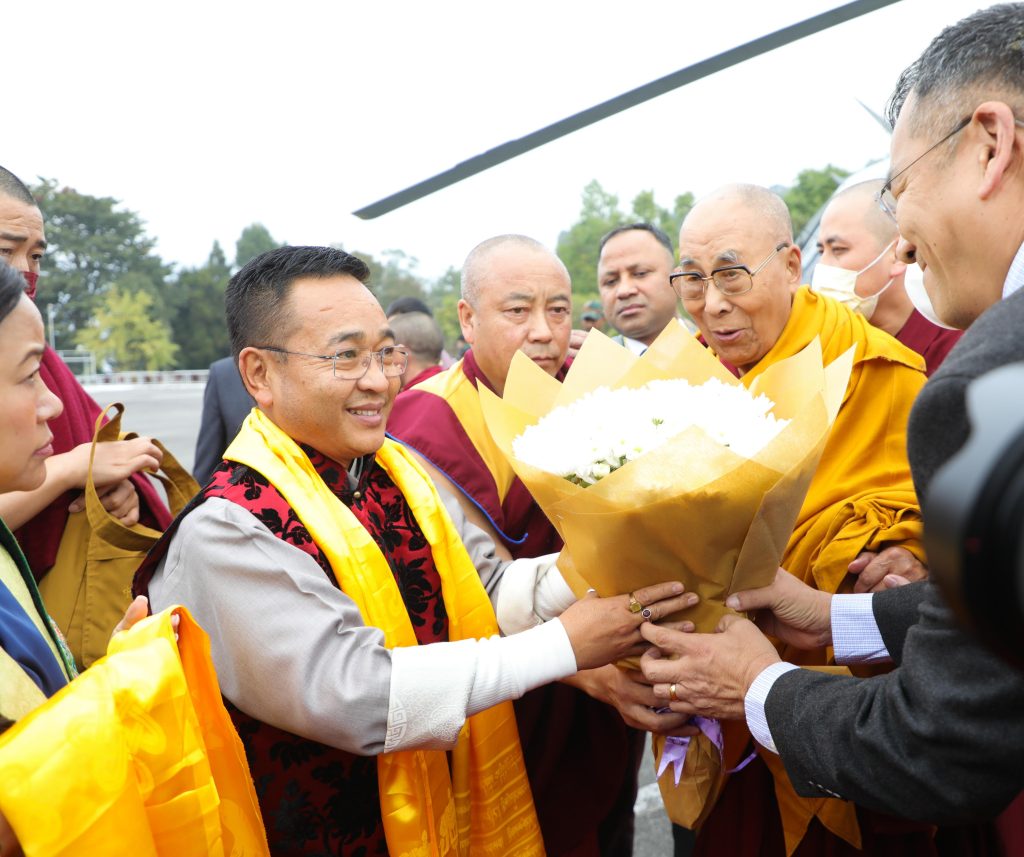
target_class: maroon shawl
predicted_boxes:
[895,309,963,377]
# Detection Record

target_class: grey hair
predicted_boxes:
[461,234,567,306]
[388,311,444,363]
[827,179,898,248]
[887,3,1024,136]
[684,183,794,245]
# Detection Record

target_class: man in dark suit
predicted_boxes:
[193,356,255,484]
[639,2,1024,827]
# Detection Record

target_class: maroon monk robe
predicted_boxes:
[402,363,443,390]
[16,346,171,580]
[895,309,962,377]
[388,350,644,857]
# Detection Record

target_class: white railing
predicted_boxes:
[80,369,210,386]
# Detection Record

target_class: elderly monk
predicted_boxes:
[664,184,931,857]
[388,234,693,856]
[814,179,962,375]
[136,244,694,857]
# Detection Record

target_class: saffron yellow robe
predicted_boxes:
[720,287,927,854]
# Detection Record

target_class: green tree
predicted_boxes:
[427,266,463,348]
[167,241,233,369]
[31,179,170,346]
[76,282,179,371]
[235,223,280,269]
[783,164,851,237]
[556,181,692,321]
[353,248,430,314]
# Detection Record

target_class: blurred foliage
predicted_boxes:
[76,284,178,371]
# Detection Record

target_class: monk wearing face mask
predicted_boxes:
[813,179,962,376]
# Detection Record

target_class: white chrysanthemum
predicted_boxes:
[512,378,789,486]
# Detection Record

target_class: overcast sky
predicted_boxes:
[7,0,987,282]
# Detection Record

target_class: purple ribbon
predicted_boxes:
[657,717,722,785]
[656,716,756,785]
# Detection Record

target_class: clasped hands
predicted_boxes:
[638,551,927,721]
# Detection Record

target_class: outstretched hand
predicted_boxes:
[68,478,141,525]
[640,615,780,720]
[560,581,697,671]
[111,596,179,642]
[568,665,699,736]
[726,567,833,650]
[62,436,163,491]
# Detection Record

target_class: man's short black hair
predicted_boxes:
[0,261,26,326]
[598,222,674,257]
[385,296,432,317]
[0,166,36,206]
[226,245,371,357]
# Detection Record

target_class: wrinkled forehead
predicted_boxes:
[0,195,45,237]
[479,252,570,297]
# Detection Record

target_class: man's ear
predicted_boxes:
[457,299,477,345]
[975,101,1018,201]
[785,244,802,285]
[238,347,273,409]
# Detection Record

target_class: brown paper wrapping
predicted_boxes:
[479,323,853,830]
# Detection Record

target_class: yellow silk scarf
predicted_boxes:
[224,410,545,857]
[414,360,520,502]
[0,607,269,856]
[717,288,927,854]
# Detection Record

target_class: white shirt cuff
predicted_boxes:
[744,662,799,753]
[832,593,891,664]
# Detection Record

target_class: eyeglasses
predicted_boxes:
[669,242,789,302]
[253,344,409,380]
[876,115,973,221]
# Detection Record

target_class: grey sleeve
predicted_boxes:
[765,582,1024,822]
[434,479,506,603]
[148,498,393,755]
[871,580,927,664]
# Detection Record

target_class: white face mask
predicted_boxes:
[810,239,897,320]
[903,262,959,330]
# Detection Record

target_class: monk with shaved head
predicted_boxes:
[815,180,962,375]
[660,184,934,856]
[389,234,684,856]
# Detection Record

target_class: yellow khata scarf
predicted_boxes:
[224,409,545,857]
[414,359,520,502]
[720,288,928,854]
[0,607,269,856]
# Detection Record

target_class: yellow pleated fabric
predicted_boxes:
[224,410,545,857]
[0,607,269,856]
[718,287,927,854]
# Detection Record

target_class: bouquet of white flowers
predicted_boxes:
[480,322,851,635]
[513,378,790,487]
[479,323,853,828]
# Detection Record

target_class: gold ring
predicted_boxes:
[669,684,678,702]
[627,592,644,614]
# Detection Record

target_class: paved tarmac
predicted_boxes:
[88,381,677,856]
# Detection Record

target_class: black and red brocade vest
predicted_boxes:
[136,448,448,856]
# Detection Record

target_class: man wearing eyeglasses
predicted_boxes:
[637,5,1024,852]
[135,244,697,856]
[656,183,932,857]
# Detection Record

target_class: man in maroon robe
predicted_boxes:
[389,234,693,856]
[816,179,961,375]
[0,167,170,580]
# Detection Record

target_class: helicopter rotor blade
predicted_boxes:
[354,0,903,219]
